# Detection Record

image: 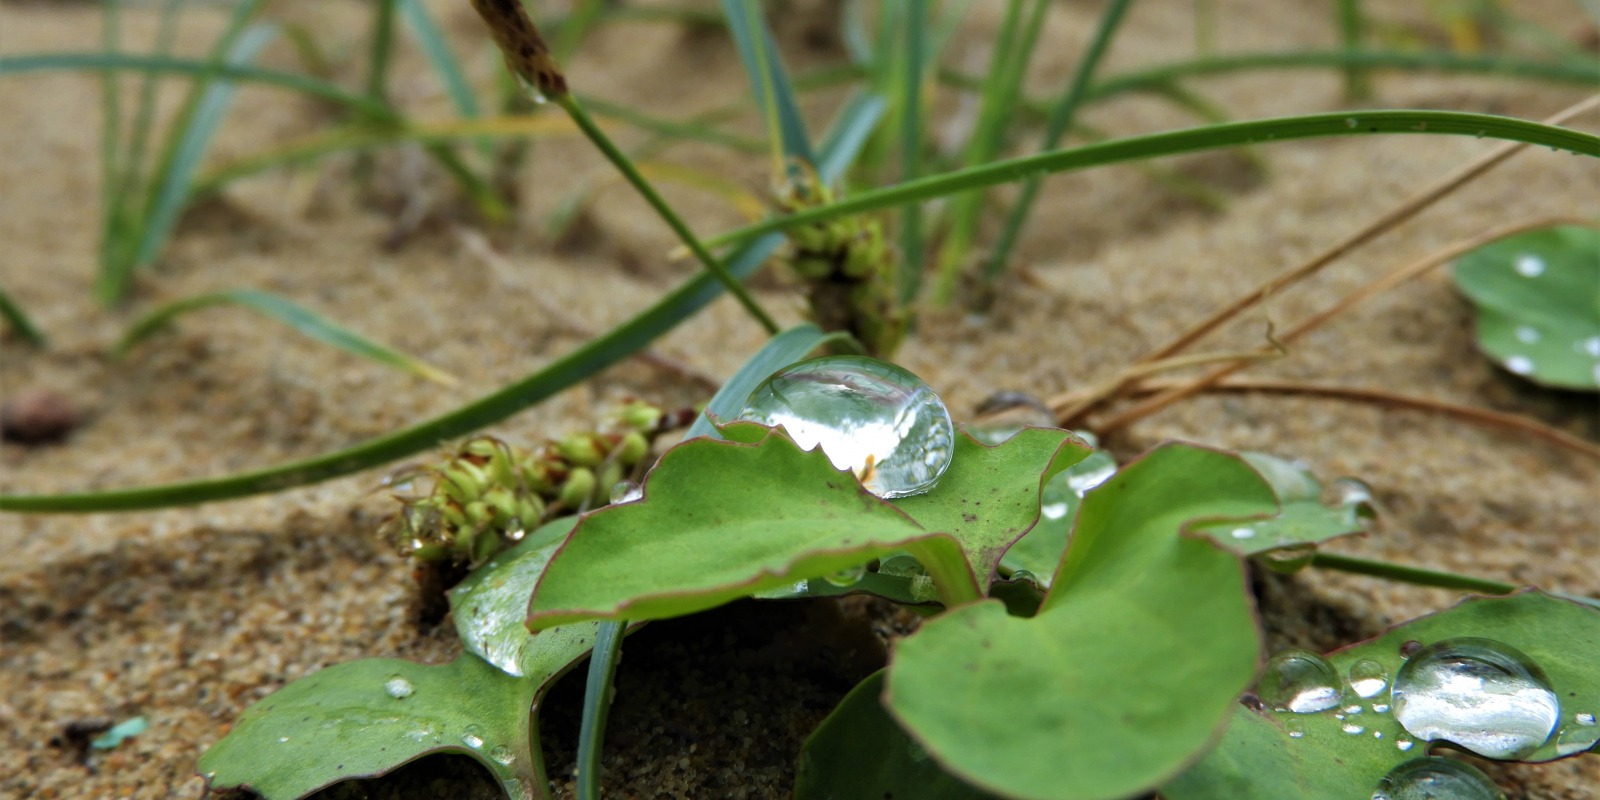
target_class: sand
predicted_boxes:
[1,0,1596,797]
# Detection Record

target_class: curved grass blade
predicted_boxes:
[0,287,46,346]
[398,0,479,118]
[0,105,868,514]
[115,289,456,384]
[702,111,1600,250]
[814,90,887,189]
[720,0,815,169]
[1165,591,1600,800]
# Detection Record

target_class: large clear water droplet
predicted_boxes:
[1350,658,1389,698]
[384,675,415,700]
[1371,757,1503,800]
[737,356,954,498]
[1259,649,1344,713]
[1392,638,1560,759]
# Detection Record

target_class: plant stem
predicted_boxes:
[557,94,780,335]
[576,620,624,800]
[1309,552,1517,595]
[895,0,926,306]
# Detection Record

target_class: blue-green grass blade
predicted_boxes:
[115,289,456,384]
[0,109,865,514]
[97,0,126,304]
[896,0,927,305]
[129,23,274,273]
[0,287,47,346]
[981,0,1132,284]
[116,0,183,239]
[703,110,1600,250]
[720,0,815,168]
[814,91,886,186]
[686,323,836,440]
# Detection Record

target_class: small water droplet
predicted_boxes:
[1373,703,1391,713]
[1371,757,1503,800]
[277,736,290,744]
[1285,718,1305,738]
[384,675,415,700]
[1345,118,1358,129]
[1392,637,1560,759]
[824,564,866,587]
[1396,735,1415,752]
[737,356,955,498]
[1261,544,1316,573]
[610,481,643,505]
[1350,659,1389,698]
[1374,730,1385,739]
[1230,526,1256,540]
[1513,253,1546,277]
[1041,501,1069,520]
[1009,568,1038,585]
[1577,712,1596,726]
[1554,711,1600,756]
[1344,704,1365,715]
[489,744,515,766]
[1335,713,1346,720]
[1259,650,1344,713]
[1343,722,1366,735]
[1504,356,1536,375]
[1581,337,1600,358]
[1063,455,1116,495]
[462,725,485,750]
[1514,326,1541,344]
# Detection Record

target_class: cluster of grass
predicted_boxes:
[2,1,1597,798]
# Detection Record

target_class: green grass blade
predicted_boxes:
[0,52,392,117]
[896,0,927,305]
[814,91,887,185]
[115,289,456,384]
[0,287,47,346]
[365,0,397,107]
[128,23,275,275]
[576,619,623,800]
[703,110,1600,250]
[720,0,815,169]
[980,0,1132,285]
[116,0,183,234]
[1335,0,1370,99]
[0,112,864,514]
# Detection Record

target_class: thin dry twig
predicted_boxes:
[1091,216,1599,433]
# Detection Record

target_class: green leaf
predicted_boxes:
[997,445,1117,586]
[687,322,833,440]
[1188,452,1371,559]
[449,517,595,677]
[198,655,541,800]
[796,671,999,800]
[891,428,1090,584]
[115,289,456,384]
[1450,225,1600,390]
[1164,592,1600,800]
[720,0,815,167]
[886,444,1274,800]
[526,428,956,630]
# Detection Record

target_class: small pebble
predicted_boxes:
[1,388,83,444]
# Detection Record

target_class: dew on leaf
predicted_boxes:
[1514,326,1540,344]
[383,675,415,700]
[1504,356,1535,375]
[1371,756,1503,800]
[1391,637,1560,759]
[1258,649,1344,713]
[736,355,954,498]
[1284,717,1305,738]
[1350,658,1389,698]
[1230,526,1256,540]
[609,480,643,505]
[1342,722,1366,735]
[824,565,866,587]
[1553,711,1600,756]
[1513,253,1545,277]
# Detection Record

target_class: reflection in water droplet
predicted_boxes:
[1344,704,1365,715]
[1285,718,1305,739]
[1514,326,1541,344]
[824,565,866,587]
[489,744,515,766]
[1514,253,1546,277]
[1373,704,1390,713]
[1343,722,1366,735]
[1373,730,1384,739]
[1505,356,1536,375]
[1350,659,1389,698]
[737,356,954,498]
[1230,526,1256,540]
[1396,735,1415,752]
[1392,638,1560,759]
[609,481,643,505]
[385,675,416,700]
[462,725,485,750]
[1041,501,1069,521]
[1371,756,1503,800]
[277,736,290,744]
[1554,711,1600,756]
[1259,650,1344,713]
[1577,712,1597,725]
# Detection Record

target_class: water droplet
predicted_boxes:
[1343,722,1366,735]
[1259,650,1344,713]
[384,675,415,700]
[1373,730,1385,739]
[1504,356,1535,375]
[1041,501,1069,520]
[1261,544,1316,573]
[1581,336,1600,358]
[1513,253,1545,277]
[489,744,515,766]
[1554,711,1600,756]
[1392,637,1560,759]
[1344,704,1365,715]
[1009,568,1038,585]
[1285,718,1305,738]
[1230,526,1256,540]
[824,564,866,587]
[1514,326,1540,344]
[1063,455,1116,495]
[1371,757,1503,800]
[462,725,485,750]
[737,356,954,498]
[610,481,643,505]
[277,736,290,744]
[1345,118,1358,129]
[1350,659,1389,698]
[1373,704,1390,713]
[1396,735,1415,751]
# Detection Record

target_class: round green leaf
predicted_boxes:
[1165,591,1600,800]
[1451,225,1600,390]
[886,444,1275,800]
[1187,452,1370,558]
[198,655,540,800]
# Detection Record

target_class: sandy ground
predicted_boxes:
[1,0,1597,797]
